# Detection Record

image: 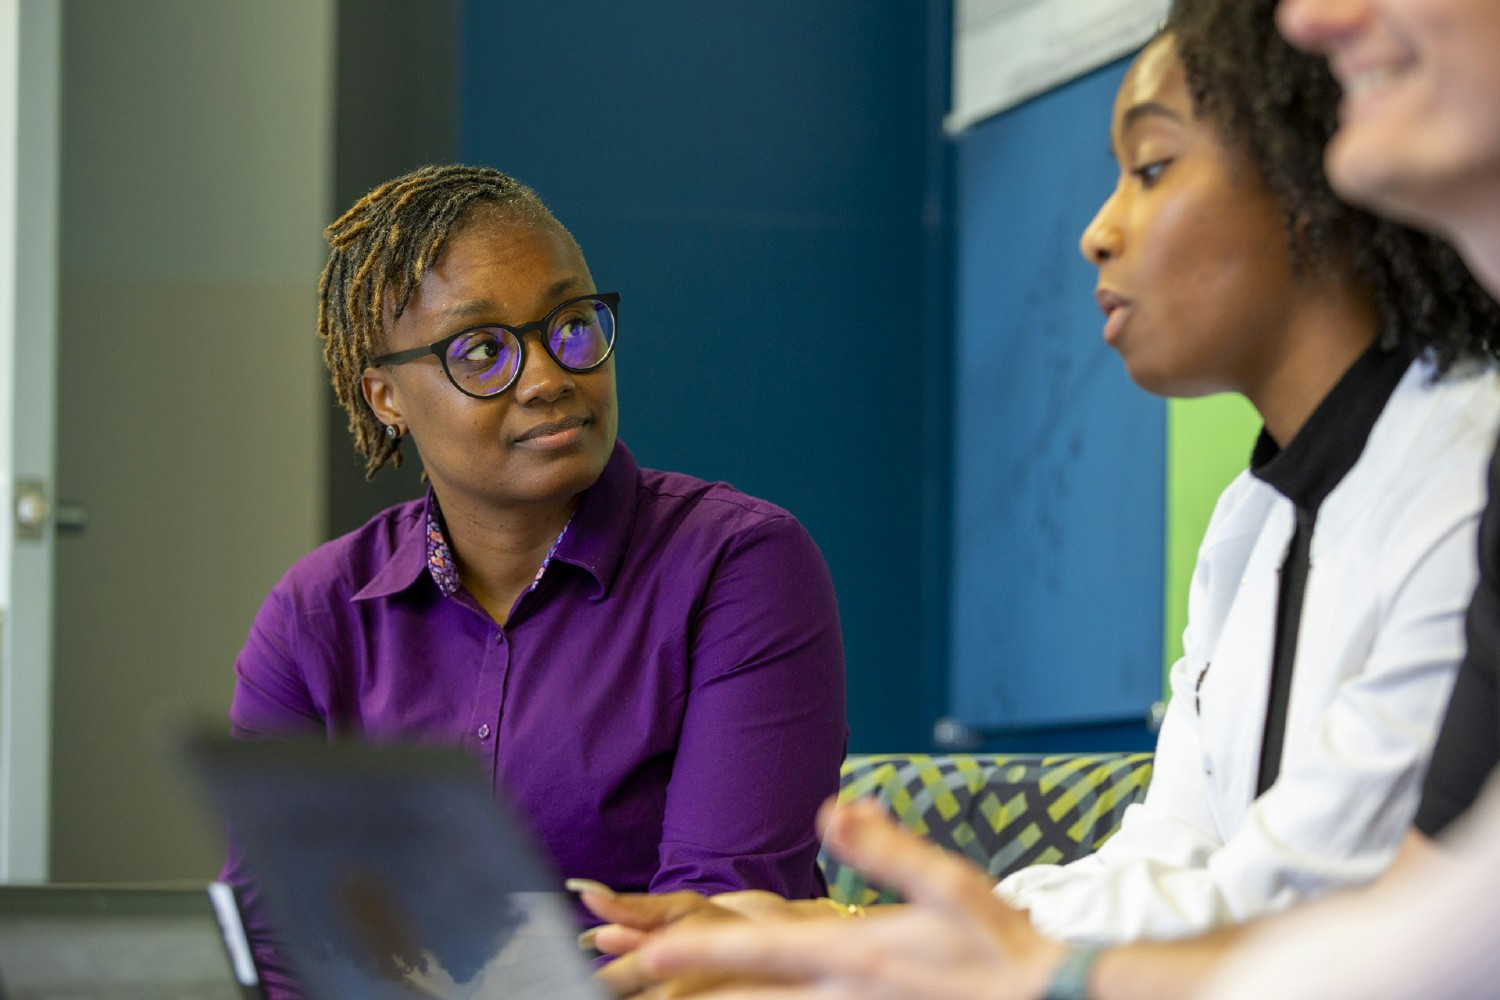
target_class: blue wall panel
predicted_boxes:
[950,57,1165,736]
[460,2,943,751]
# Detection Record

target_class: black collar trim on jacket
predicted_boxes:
[1250,343,1413,515]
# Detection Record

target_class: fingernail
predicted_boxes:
[565,878,616,897]
[576,927,601,950]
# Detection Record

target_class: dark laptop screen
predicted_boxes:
[184,736,600,1000]
[0,883,260,1000]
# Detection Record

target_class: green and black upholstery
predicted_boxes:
[820,752,1154,906]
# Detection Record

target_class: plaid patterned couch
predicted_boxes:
[820,752,1155,906]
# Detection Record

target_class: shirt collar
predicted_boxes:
[1250,342,1413,515]
[352,492,442,601]
[351,439,638,603]
[552,439,638,600]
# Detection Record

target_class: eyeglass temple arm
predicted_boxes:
[369,342,441,367]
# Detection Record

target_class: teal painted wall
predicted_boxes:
[947,57,1163,751]
[459,1,950,751]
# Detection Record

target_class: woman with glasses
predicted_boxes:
[223,164,847,1000]
[580,1,1500,995]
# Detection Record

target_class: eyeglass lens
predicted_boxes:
[443,297,615,397]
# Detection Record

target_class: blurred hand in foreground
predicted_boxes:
[611,797,1068,999]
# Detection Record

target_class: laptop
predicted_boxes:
[179,733,604,1000]
[0,882,262,999]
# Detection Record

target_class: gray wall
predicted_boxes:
[50,0,333,880]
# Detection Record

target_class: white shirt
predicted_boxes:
[1200,771,1500,1000]
[997,357,1500,944]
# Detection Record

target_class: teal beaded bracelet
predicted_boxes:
[1043,945,1105,1000]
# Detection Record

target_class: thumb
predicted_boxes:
[822,799,1018,927]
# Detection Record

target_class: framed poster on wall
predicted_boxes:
[948,0,1169,133]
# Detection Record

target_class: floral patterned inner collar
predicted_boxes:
[424,492,571,598]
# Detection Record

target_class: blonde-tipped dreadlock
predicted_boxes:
[318,164,579,479]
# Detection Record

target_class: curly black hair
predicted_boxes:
[1166,0,1500,372]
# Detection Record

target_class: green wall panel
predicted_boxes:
[1164,394,1262,683]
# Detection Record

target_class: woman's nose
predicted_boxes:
[1080,197,1122,265]
[512,334,573,404]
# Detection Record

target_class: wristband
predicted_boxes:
[1043,945,1105,1000]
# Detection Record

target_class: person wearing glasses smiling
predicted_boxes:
[221,164,847,1000]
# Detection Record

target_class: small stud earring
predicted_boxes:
[386,424,401,441]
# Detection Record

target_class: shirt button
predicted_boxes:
[477,724,491,739]
[493,631,504,644]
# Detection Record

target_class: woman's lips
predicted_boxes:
[1095,288,1132,344]
[1331,53,1415,124]
[514,415,588,449]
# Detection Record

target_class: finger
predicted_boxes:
[580,889,714,931]
[813,795,843,837]
[640,912,889,983]
[633,970,789,1000]
[823,801,996,909]
[596,949,660,998]
[820,800,1028,942]
[819,799,958,897]
[646,983,848,1000]
[645,909,1031,1000]
[593,923,651,955]
[594,908,755,999]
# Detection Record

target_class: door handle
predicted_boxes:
[14,479,87,539]
[54,500,88,535]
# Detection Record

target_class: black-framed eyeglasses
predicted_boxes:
[370,291,620,399]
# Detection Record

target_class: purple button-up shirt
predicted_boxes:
[224,441,847,998]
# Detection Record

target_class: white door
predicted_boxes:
[0,0,60,882]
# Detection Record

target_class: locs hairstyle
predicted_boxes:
[318,164,581,479]
[1165,0,1500,371]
